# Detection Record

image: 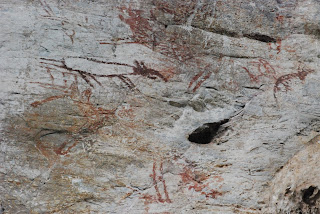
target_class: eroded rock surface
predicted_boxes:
[1,0,320,213]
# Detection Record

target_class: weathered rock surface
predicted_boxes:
[1,0,320,213]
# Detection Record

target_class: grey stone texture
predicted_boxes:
[1,0,320,213]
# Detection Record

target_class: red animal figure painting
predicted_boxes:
[242,59,315,99]
[39,57,169,90]
[274,67,314,97]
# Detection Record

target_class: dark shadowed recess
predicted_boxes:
[243,33,277,43]
[302,186,320,206]
[188,119,229,144]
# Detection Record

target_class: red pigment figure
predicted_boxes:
[242,59,314,99]
[30,57,171,165]
[242,58,278,83]
[188,57,223,92]
[39,57,169,90]
[31,81,116,164]
[188,70,212,92]
[140,161,172,213]
[274,66,315,97]
[179,167,223,199]
[268,39,282,54]
[39,0,78,44]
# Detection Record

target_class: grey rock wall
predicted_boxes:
[1,0,320,213]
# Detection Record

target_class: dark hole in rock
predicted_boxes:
[243,33,277,43]
[302,186,320,205]
[188,119,229,144]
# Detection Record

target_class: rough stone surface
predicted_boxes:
[1,0,320,213]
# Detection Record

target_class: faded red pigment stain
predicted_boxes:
[222,80,240,92]
[116,106,136,120]
[268,36,297,54]
[54,140,79,156]
[188,70,212,92]
[151,0,201,62]
[35,137,58,166]
[116,3,200,62]
[156,38,194,62]
[152,0,212,27]
[45,67,55,82]
[276,40,281,54]
[276,14,285,23]
[250,59,277,80]
[268,39,282,54]
[179,167,223,199]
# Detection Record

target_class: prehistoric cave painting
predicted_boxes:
[267,37,296,55]
[29,55,172,164]
[116,4,227,92]
[242,59,314,98]
[135,158,224,213]
[118,6,155,47]
[39,0,54,17]
[140,160,172,213]
[29,77,116,165]
[39,57,170,90]
[39,0,79,44]
[268,39,282,54]
[242,59,278,83]
[152,0,198,25]
[188,56,224,92]
[188,69,212,92]
[274,66,315,95]
[117,5,195,62]
[179,166,223,199]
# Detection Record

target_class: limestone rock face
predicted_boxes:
[1,0,320,213]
